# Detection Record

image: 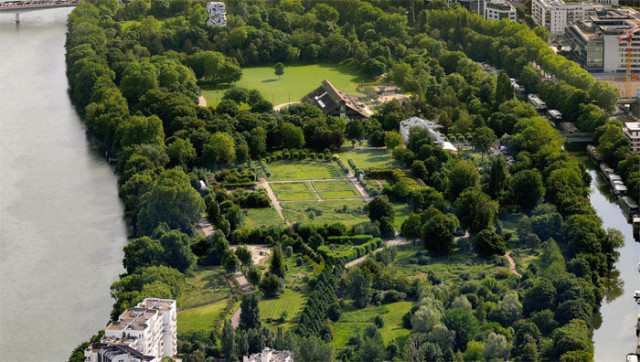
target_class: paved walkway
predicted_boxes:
[273,101,300,111]
[196,215,214,237]
[345,233,410,268]
[333,153,373,202]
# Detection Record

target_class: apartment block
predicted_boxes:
[531,0,609,36]
[85,298,177,362]
[484,0,517,21]
[624,122,640,154]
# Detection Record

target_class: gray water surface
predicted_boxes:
[590,167,640,361]
[0,10,126,361]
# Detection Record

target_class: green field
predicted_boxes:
[339,148,398,170]
[281,200,369,226]
[312,180,357,192]
[278,191,318,201]
[178,300,230,333]
[271,182,313,193]
[266,160,345,181]
[202,63,367,106]
[319,190,359,199]
[241,208,285,229]
[333,301,413,348]
[178,266,232,309]
[259,289,307,321]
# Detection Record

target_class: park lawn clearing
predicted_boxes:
[312,180,357,192]
[178,266,232,309]
[270,182,312,193]
[394,203,412,228]
[339,148,398,170]
[259,288,306,322]
[277,191,318,201]
[319,190,359,199]
[201,63,367,106]
[241,208,285,229]
[266,160,345,181]
[332,301,413,348]
[280,200,368,226]
[178,299,230,333]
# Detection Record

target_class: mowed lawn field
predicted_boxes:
[338,148,398,170]
[201,63,367,106]
[280,200,369,226]
[178,299,231,333]
[178,266,232,309]
[259,289,306,321]
[332,301,413,348]
[241,207,285,229]
[266,160,345,181]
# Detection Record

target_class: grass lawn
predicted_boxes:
[201,63,367,106]
[266,160,345,181]
[259,288,306,321]
[501,212,525,238]
[178,299,230,333]
[281,200,369,226]
[332,301,413,348]
[319,190,359,199]
[312,180,357,192]
[278,191,318,201]
[241,208,285,229]
[338,148,398,170]
[394,203,412,228]
[178,266,232,309]
[271,182,312,193]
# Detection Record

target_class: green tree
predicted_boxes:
[275,62,285,78]
[346,267,372,308]
[511,170,545,210]
[235,246,253,267]
[222,319,235,360]
[136,169,204,236]
[401,213,423,244]
[159,230,197,274]
[488,156,509,199]
[385,131,404,149]
[260,274,284,297]
[421,211,455,255]
[454,189,498,234]
[203,132,236,165]
[120,61,158,104]
[471,126,497,157]
[167,138,196,167]
[123,236,163,274]
[116,115,165,148]
[483,333,509,361]
[269,246,286,279]
[447,160,480,200]
[442,308,479,351]
[495,71,514,106]
[345,120,364,147]
[280,122,305,149]
[240,293,260,331]
[474,229,506,257]
[367,196,395,222]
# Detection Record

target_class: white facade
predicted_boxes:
[531,0,607,36]
[624,122,640,154]
[207,2,227,27]
[399,117,458,152]
[85,299,177,362]
[484,0,517,21]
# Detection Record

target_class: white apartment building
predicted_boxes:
[85,298,177,362]
[624,122,640,154]
[531,0,609,36]
[484,0,517,21]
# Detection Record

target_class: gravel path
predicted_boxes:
[258,178,289,225]
[273,101,300,111]
[505,251,522,277]
[198,95,207,107]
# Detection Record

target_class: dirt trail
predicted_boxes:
[257,179,289,226]
[505,251,522,277]
[198,95,207,107]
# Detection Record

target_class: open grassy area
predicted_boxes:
[312,180,357,192]
[338,148,398,170]
[178,266,232,309]
[278,191,318,201]
[259,288,307,321]
[271,182,313,193]
[201,63,367,106]
[390,244,509,284]
[319,190,359,199]
[241,208,285,229]
[281,200,369,226]
[394,203,412,228]
[333,301,413,348]
[266,160,345,181]
[178,299,230,333]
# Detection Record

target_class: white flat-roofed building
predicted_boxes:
[399,117,458,152]
[624,122,640,153]
[85,299,177,362]
[484,0,517,21]
[566,8,640,72]
[531,0,608,36]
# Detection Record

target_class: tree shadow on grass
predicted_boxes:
[262,78,278,83]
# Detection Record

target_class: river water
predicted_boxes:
[589,165,640,361]
[0,9,127,361]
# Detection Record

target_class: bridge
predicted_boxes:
[563,131,595,144]
[0,1,79,22]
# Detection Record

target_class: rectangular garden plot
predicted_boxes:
[265,160,345,181]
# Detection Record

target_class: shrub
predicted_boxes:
[374,315,384,328]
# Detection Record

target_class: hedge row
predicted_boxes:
[326,235,374,245]
[317,238,383,264]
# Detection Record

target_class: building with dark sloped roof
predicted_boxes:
[301,80,372,119]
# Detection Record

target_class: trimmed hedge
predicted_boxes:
[317,238,383,264]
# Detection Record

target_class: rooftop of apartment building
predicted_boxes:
[137,298,176,313]
[568,8,640,40]
[625,122,640,131]
[486,0,514,10]
[107,307,158,332]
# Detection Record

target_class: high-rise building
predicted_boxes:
[566,8,640,72]
[624,122,640,154]
[85,298,177,362]
[207,2,227,27]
